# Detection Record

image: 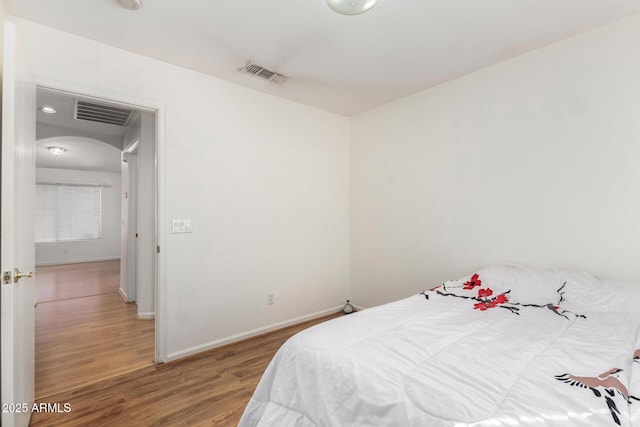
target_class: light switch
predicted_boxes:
[171,219,193,234]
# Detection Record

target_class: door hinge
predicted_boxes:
[157,245,160,254]
[3,271,13,285]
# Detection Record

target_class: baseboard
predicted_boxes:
[35,257,121,267]
[166,305,343,362]
[353,304,368,312]
[118,287,129,302]
[137,312,155,320]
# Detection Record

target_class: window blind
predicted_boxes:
[35,184,102,243]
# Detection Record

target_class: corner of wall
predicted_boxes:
[118,286,129,303]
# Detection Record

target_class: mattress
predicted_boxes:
[240,265,640,426]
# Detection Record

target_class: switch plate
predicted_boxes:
[171,219,193,234]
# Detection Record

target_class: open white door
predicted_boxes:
[1,21,37,427]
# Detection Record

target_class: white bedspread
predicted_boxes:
[240,265,640,426]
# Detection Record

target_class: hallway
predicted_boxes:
[35,260,155,399]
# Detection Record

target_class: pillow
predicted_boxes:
[450,264,639,314]
[557,272,640,313]
[463,264,572,307]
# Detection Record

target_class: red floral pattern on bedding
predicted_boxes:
[463,274,482,290]
[421,273,638,425]
[473,289,509,311]
[420,273,586,320]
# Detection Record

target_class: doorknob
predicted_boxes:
[13,268,33,283]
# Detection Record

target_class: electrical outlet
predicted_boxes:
[267,293,275,305]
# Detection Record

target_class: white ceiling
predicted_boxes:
[37,88,128,146]
[36,136,122,174]
[36,87,138,173]
[6,0,640,115]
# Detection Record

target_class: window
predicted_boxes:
[35,184,102,243]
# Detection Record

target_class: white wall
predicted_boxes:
[35,167,121,266]
[0,2,6,72]
[350,14,640,308]
[13,17,350,361]
[135,111,155,318]
[119,111,156,318]
[119,113,139,303]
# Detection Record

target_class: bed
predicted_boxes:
[239,264,640,426]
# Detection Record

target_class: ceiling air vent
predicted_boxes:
[74,100,133,127]
[240,61,287,83]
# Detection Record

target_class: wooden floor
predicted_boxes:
[36,260,121,303]
[35,260,155,399]
[30,312,340,426]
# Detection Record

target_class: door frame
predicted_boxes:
[35,80,166,363]
[123,141,139,305]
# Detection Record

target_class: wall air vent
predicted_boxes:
[240,61,287,83]
[74,100,133,127]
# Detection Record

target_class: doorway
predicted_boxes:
[33,87,158,398]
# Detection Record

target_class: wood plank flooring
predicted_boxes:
[35,260,155,399]
[36,260,121,303]
[30,312,340,427]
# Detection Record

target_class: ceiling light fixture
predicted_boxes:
[39,106,57,114]
[326,0,379,15]
[48,147,66,156]
[116,0,141,11]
